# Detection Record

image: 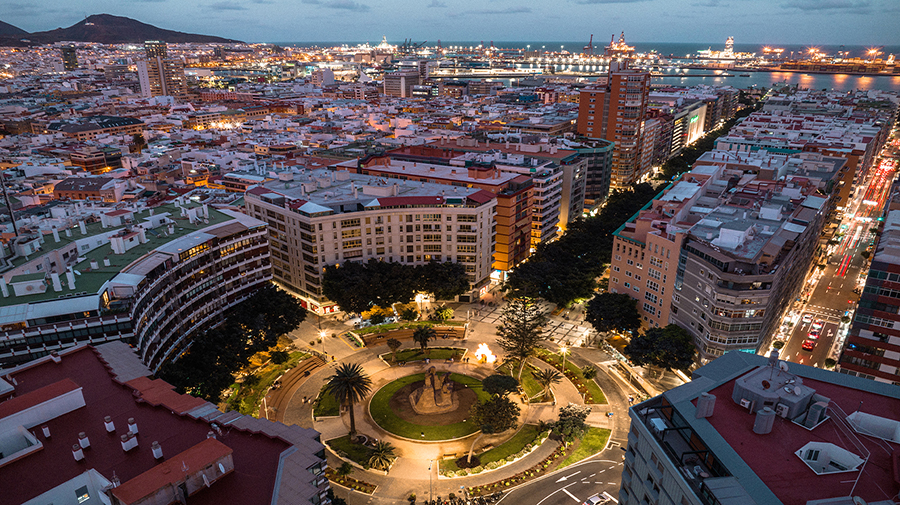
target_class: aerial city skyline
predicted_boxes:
[2,0,900,45]
[0,4,899,505]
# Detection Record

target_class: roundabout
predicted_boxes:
[369,370,491,440]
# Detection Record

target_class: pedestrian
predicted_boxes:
[629,396,634,404]
[302,396,307,403]
[421,432,425,438]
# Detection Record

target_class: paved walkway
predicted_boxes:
[277,299,645,504]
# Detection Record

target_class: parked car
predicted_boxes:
[802,339,816,351]
[812,320,825,331]
[808,329,821,339]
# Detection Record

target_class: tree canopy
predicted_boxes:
[411,325,436,353]
[158,286,306,402]
[323,362,372,436]
[322,259,469,313]
[625,324,695,372]
[504,183,661,306]
[553,404,591,442]
[470,395,520,435]
[585,292,641,335]
[482,374,519,397]
[495,297,548,379]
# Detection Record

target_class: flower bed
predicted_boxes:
[325,467,376,494]
[464,439,577,496]
[533,349,607,404]
[440,427,547,475]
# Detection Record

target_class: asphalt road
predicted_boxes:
[498,457,624,505]
[782,155,897,367]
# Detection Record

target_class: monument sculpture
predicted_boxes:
[410,366,459,415]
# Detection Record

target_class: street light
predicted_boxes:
[428,460,434,502]
[560,346,569,373]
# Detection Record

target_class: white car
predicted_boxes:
[583,492,615,505]
[801,313,813,323]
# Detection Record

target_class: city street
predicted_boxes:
[498,459,623,505]
[780,152,897,367]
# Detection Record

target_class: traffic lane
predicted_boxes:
[498,459,623,505]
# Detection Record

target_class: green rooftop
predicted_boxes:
[0,203,239,307]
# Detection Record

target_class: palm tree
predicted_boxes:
[336,462,353,483]
[367,440,396,470]
[532,368,562,402]
[386,338,402,363]
[323,362,372,437]
[412,325,436,354]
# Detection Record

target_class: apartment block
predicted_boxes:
[622,351,900,505]
[245,168,497,313]
[839,200,900,384]
[611,148,844,360]
[137,53,187,98]
[0,201,271,371]
[0,341,329,505]
[383,70,420,98]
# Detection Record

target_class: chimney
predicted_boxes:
[120,432,138,452]
[207,431,217,440]
[52,228,60,243]
[90,260,99,270]
[138,227,147,244]
[51,273,62,292]
[65,228,72,238]
[0,278,7,297]
[168,224,175,235]
[78,432,90,449]
[66,269,76,290]
[127,418,138,434]
[79,221,87,235]
[105,416,115,433]
[73,444,84,462]
[42,426,51,438]
[50,352,61,364]
[103,258,110,267]
[151,441,164,460]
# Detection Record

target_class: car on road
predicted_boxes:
[808,329,821,339]
[812,320,825,331]
[802,313,814,323]
[802,339,817,351]
[584,492,615,505]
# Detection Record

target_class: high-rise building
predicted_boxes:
[137,56,186,98]
[576,66,651,190]
[621,350,900,504]
[383,70,420,98]
[60,46,77,71]
[144,40,167,59]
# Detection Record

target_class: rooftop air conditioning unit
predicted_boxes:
[775,403,790,418]
[739,398,751,410]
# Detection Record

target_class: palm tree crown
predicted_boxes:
[367,440,396,470]
[323,362,372,436]
[533,368,562,401]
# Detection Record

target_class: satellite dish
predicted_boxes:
[779,361,789,372]
[218,463,225,474]
[793,386,802,396]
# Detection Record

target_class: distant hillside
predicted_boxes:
[0,20,28,37]
[25,14,241,44]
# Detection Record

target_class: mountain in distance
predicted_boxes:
[0,20,28,37]
[21,14,242,45]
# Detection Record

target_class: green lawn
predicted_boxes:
[498,362,547,402]
[369,373,489,440]
[557,427,611,469]
[384,347,464,364]
[441,424,542,472]
[327,435,372,466]
[226,351,310,415]
[314,385,340,417]
[534,349,607,404]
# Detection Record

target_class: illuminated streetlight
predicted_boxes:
[560,346,569,373]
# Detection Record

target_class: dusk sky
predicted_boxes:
[2,0,898,46]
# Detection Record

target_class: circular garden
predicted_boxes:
[369,373,491,440]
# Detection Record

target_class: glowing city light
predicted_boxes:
[473,343,496,364]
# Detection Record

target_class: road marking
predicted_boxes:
[562,488,580,502]
[608,465,616,470]
[589,473,596,477]
[556,471,581,483]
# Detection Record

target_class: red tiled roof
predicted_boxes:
[703,372,900,504]
[0,379,79,419]
[106,209,132,217]
[111,438,233,504]
[467,190,496,204]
